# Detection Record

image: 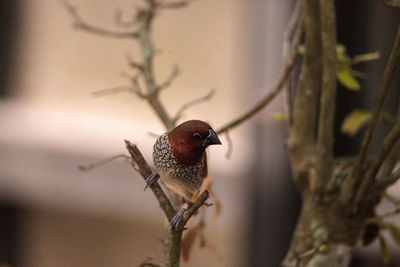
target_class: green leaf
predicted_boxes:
[379,235,391,264]
[383,0,400,7]
[387,223,400,245]
[272,113,288,121]
[352,51,380,64]
[341,109,372,136]
[337,44,351,65]
[297,45,305,54]
[337,69,361,90]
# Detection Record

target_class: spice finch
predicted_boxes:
[146,120,221,230]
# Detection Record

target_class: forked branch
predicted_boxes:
[59,0,140,38]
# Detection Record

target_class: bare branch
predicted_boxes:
[313,0,337,190]
[158,66,181,91]
[78,154,130,171]
[355,123,400,202]
[91,85,145,98]
[125,140,176,220]
[375,168,400,192]
[224,130,233,159]
[288,0,320,179]
[341,26,400,203]
[114,8,136,28]
[173,89,216,123]
[127,54,145,72]
[156,0,192,9]
[283,0,304,59]
[381,207,400,218]
[181,190,209,227]
[139,263,160,267]
[217,19,304,134]
[59,0,140,39]
[283,0,304,126]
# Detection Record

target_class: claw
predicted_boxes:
[169,202,189,231]
[145,173,160,190]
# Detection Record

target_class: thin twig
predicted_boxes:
[341,26,400,204]
[381,207,400,218]
[173,89,216,123]
[158,66,181,91]
[156,0,192,9]
[127,54,145,72]
[91,85,143,98]
[283,0,304,59]
[78,154,130,171]
[217,19,304,134]
[373,164,400,193]
[283,0,304,126]
[224,130,233,159]
[59,0,140,39]
[313,0,337,191]
[114,8,136,29]
[355,122,400,203]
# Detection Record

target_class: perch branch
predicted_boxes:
[125,140,176,220]
[313,0,337,190]
[341,26,400,203]
[216,18,304,134]
[59,0,140,39]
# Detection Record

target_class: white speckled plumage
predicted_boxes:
[153,134,205,200]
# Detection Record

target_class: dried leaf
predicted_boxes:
[341,109,372,136]
[181,223,203,262]
[205,240,224,262]
[191,174,213,202]
[387,223,400,245]
[337,69,361,90]
[210,190,222,218]
[379,235,391,264]
[271,112,288,121]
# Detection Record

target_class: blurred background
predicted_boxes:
[0,0,399,266]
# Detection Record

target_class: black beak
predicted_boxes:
[202,129,222,148]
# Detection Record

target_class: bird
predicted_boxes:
[146,120,222,230]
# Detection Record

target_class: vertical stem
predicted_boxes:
[313,0,337,191]
[139,0,175,130]
[289,0,321,184]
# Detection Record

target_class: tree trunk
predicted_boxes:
[282,193,376,267]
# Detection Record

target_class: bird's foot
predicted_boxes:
[144,173,160,190]
[169,202,189,231]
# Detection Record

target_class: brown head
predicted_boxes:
[167,120,221,166]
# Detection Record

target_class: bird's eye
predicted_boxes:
[192,133,203,140]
